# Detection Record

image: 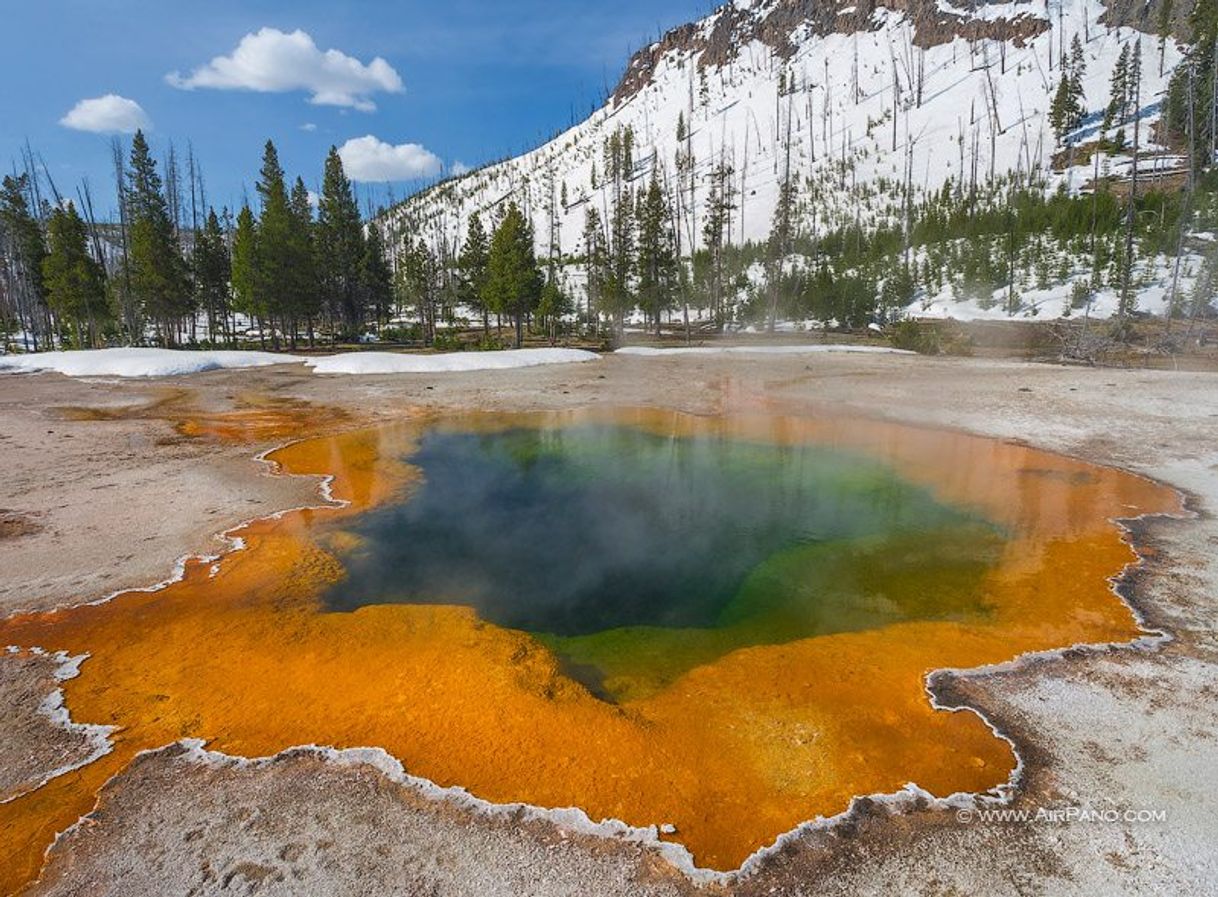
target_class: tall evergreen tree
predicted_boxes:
[1104,44,1132,148]
[0,174,49,349]
[1157,0,1174,77]
[230,204,261,342]
[192,208,232,344]
[316,147,366,337]
[582,206,607,334]
[605,187,636,334]
[766,177,798,331]
[1166,0,1218,161]
[395,236,438,343]
[1050,75,1076,143]
[126,130,188,346]
[536,271,572,344]
[360,224,394,329]
[1069,35,1087,123]
[1118,39,1145,321]
[252,140,300,348]
[42,201,107,347]
[459,212,491,333]
[288,176,319,345]
[484,203,542,347]
[635,170,677,335]
[702,162,735,328]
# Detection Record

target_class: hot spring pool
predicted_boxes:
[323,424,1006,700]
[0,407,1179,885]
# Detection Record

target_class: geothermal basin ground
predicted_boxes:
[0,349,1216,896]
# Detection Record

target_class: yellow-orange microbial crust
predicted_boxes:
[0,408,1180,891]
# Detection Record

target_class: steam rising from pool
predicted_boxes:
[323,425,1005,699]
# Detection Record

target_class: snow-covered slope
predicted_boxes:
[390,0,1180,255]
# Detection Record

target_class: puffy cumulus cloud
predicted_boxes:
[167,28,403,112]
[450,161,471,176]
[60,94,150,134]
[338,136,442,182]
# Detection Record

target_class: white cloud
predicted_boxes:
[60,94,150,134]
[167,28,403,112]
[306,190,320,209]
[300,122,318,132]
[338,135,443,182]
[450,161,471,176]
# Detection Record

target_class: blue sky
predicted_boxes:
[2,0,703,219]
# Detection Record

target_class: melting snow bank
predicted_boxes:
[305,348,600,375]
[616,345,915,357]
[0,348,306,378]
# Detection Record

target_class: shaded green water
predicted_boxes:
[323,424,1006,701]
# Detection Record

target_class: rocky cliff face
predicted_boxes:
[1102,0,1190,39]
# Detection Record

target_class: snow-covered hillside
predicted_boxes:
[390,0,1180,257]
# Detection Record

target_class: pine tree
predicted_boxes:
[1118,40,1144,321]
[1069,35,1086,128]
[231,205,261,342]
[1104,44,1131,147]
[484,203,542,347]
[537,272,571,345]
[42,201,107,347]
[459,212,491,333]
[252,140,295,348]
[360,224,393,330]
[606,187,636,334]
[635,170,677,336]
[126,130,188,345]
[316,147,366,337]
[288,176,319,345]
[1158,0,1175,77]
[1166,0,1218,165]
[395,237,438,343]
[1050,74,1074,143]
[0,174,49,350]
[702,162,735,328]
[582,206,606,334]
[766,177,798,330]
[192,208,231,344]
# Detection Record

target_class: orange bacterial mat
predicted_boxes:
[0,407,1181,891]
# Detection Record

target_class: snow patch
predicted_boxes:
[305,348,600,375]
[0,348,306,379]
